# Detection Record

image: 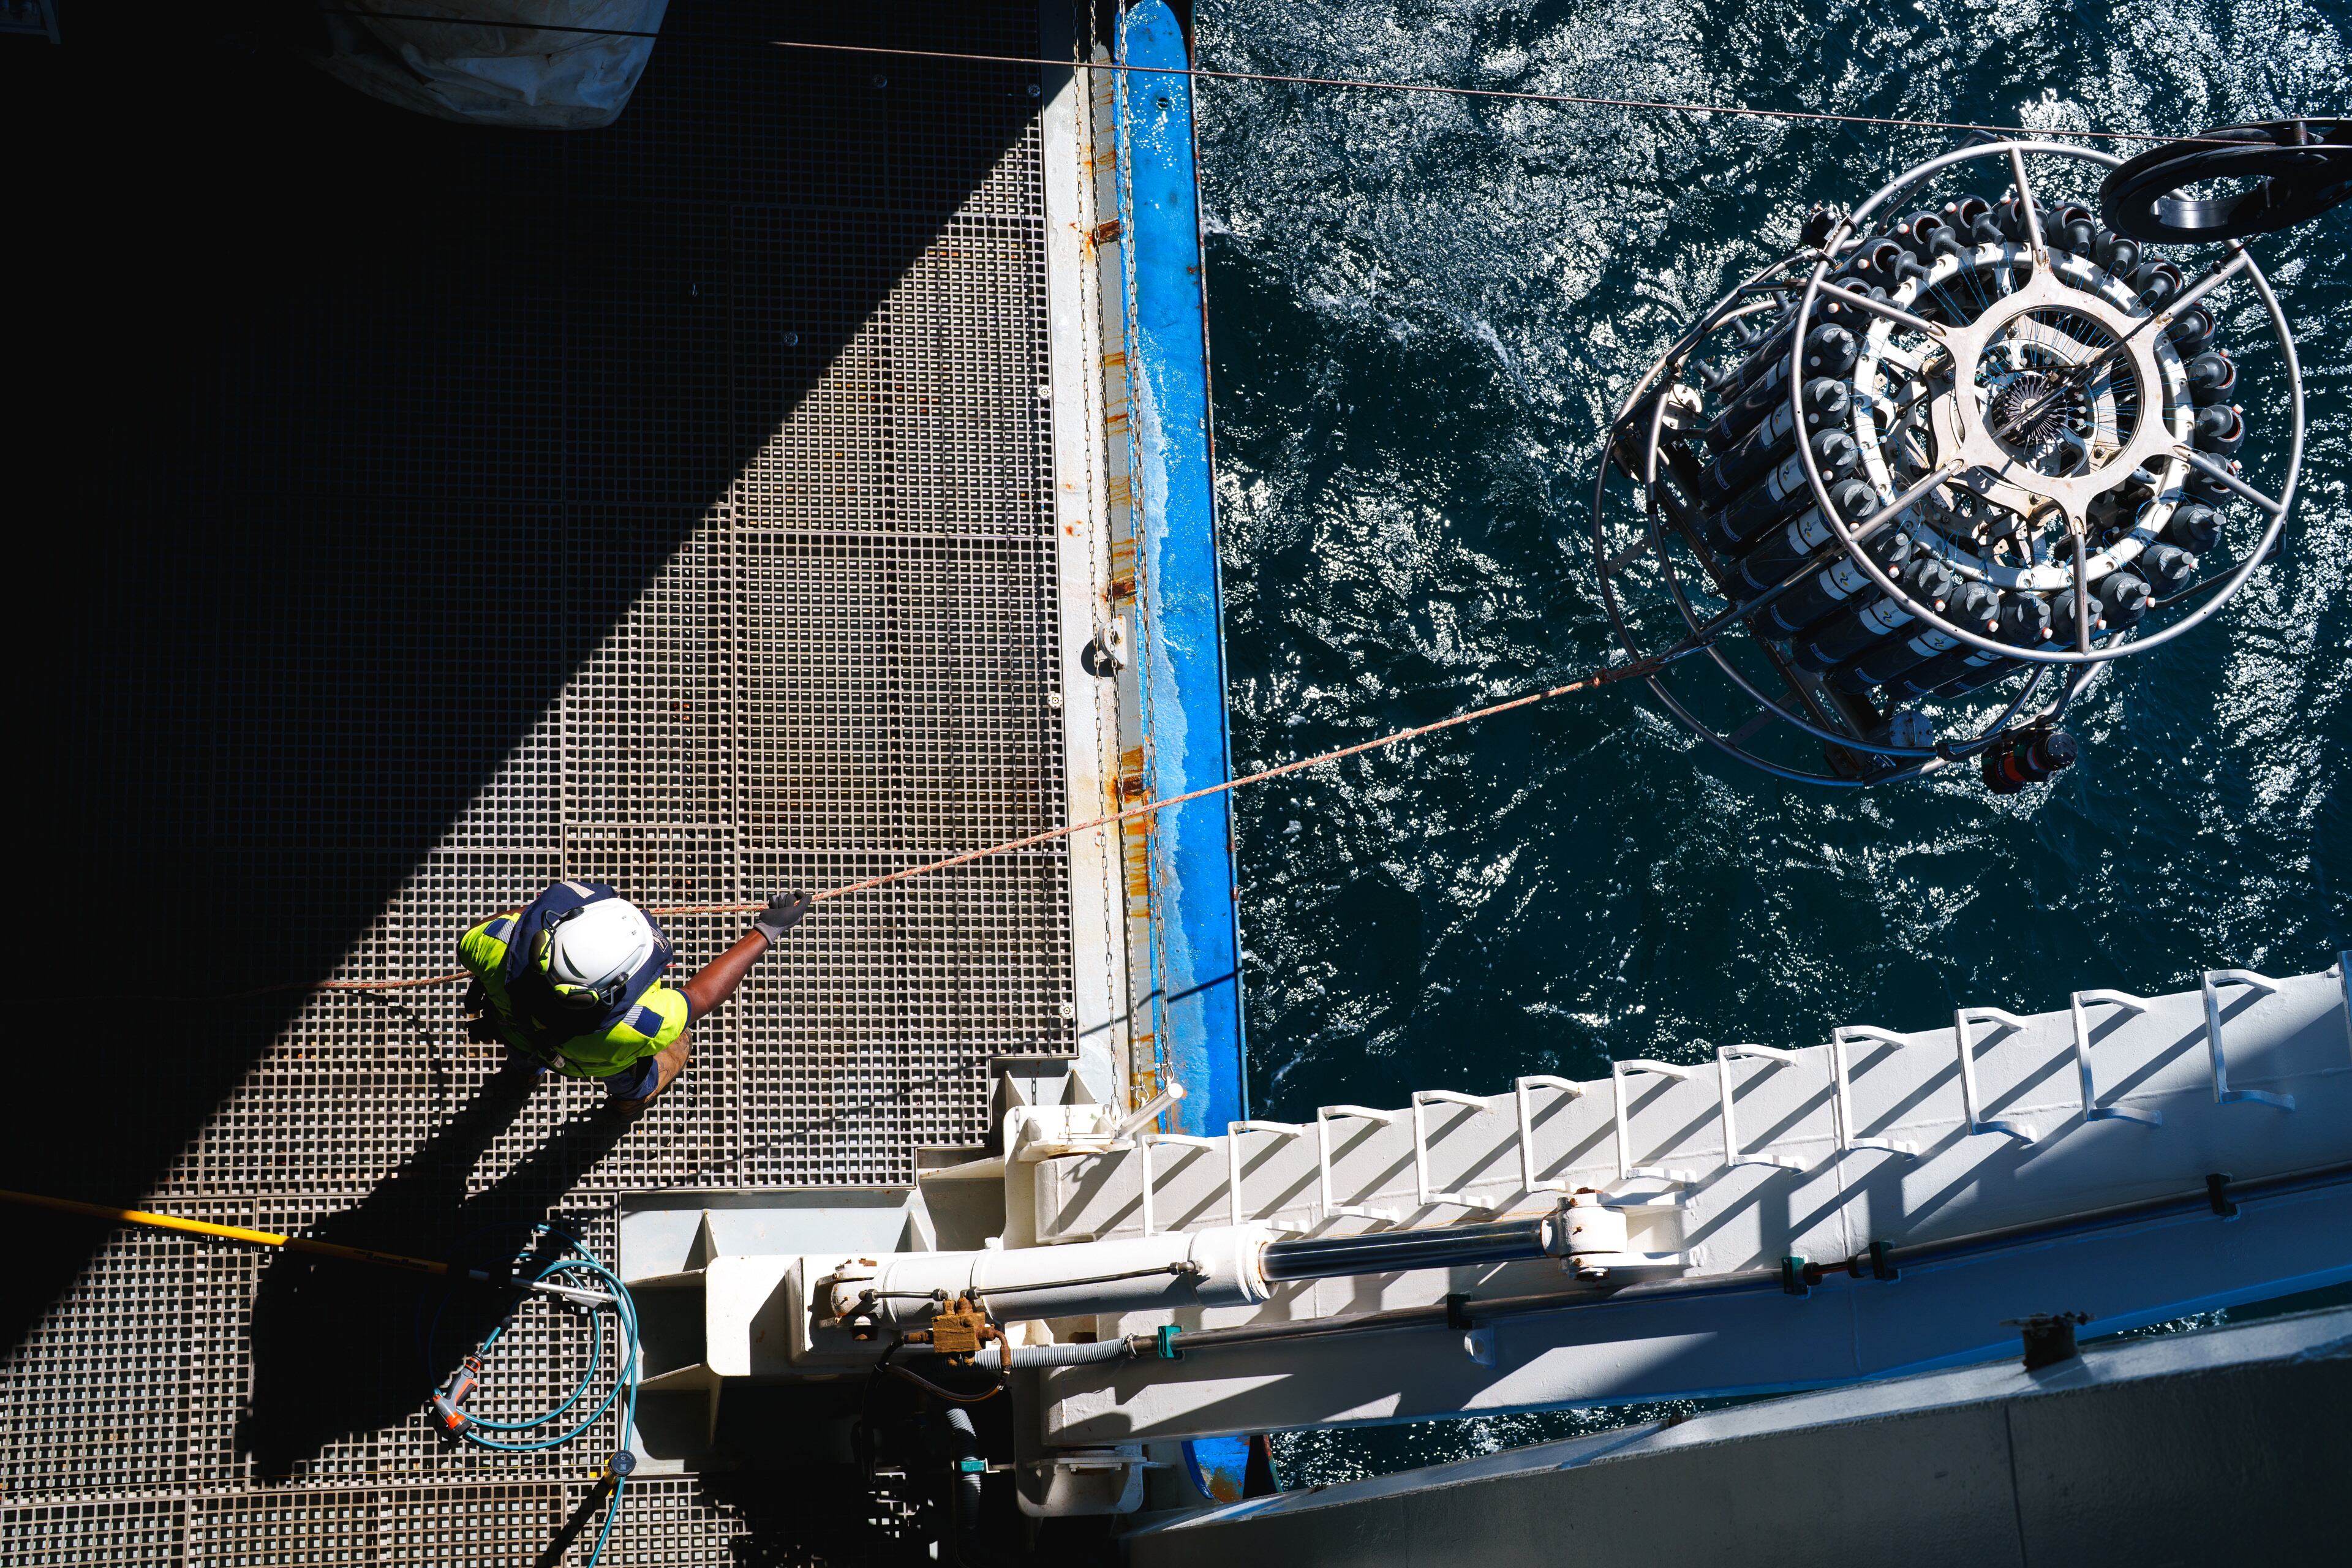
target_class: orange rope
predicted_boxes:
[104,971,476,1003]
[118,654,1672,1003]
[658,657,1664,917]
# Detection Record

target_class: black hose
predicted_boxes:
[943,1405,985,1567]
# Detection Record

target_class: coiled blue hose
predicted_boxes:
[425,1224,640,1568]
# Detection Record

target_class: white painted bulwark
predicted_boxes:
[614,965,2351,1462]
[1125,1305,2352,1568]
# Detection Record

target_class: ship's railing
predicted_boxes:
[1030,959,2352,1250]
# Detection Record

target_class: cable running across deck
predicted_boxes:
[761,40,2242,146]
[314,11,2267,146]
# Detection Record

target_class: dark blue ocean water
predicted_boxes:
[1194,0,2351,1479]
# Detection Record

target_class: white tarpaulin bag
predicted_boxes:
[317,1,670,130]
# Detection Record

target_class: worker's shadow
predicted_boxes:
[11,0,1044,1359]
[235,1068,628,1480]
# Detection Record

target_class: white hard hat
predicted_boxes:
[542,897,656,1005]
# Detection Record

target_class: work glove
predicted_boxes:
[462,981,511,1046]
[753,892,812,943]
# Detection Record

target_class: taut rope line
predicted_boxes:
[760,39,2222,146]
[682,652,1675,915]
[156,649,1685,1001]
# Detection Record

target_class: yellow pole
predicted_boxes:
[0,1188,609,1305]
[2,1187,459,1276]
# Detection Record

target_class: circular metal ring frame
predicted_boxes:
[1793,141,2304,669]
[1587,252,2055,786]
[1586,139,2304,786]
[2102,119,2351,243]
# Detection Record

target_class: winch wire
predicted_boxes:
[760,40,2236,146]
[315,11,2255,146]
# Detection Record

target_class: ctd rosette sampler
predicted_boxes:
[1588,138,2311,789]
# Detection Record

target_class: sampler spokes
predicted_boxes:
[1587,140,2304,787]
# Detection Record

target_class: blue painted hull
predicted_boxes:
[1119,0,1247,1134]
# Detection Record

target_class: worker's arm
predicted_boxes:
[679,893,810,1019]
[681,930,767,1017]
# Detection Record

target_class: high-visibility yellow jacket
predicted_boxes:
[458,913,690,1077]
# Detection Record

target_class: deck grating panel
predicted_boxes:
[0,1498,188,1566]
[17,1,1067,1557]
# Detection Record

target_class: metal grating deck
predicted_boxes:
[13,1,1076,1556]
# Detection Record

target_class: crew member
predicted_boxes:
[458,881,809,1110]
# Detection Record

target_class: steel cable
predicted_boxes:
[312,10,2260,146]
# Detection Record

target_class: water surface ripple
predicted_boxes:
[1197,0,2350,1476]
